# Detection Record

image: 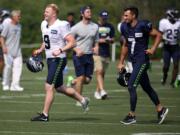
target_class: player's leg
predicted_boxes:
[93,55,104,99]
[72,54,86,95]
[0,48,4,79]
[10,55,23,91]
[170,45,179,87]
[162,46,170,85]
[121,62,144,125]
[56,85,89,112]
[31,58,65,121]
[99,57,109,99]
[2,54,13,90]
[140,65,168,124]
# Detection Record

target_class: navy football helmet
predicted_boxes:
[26,55,44,73]
[117,68,131,87]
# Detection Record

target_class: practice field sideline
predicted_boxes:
[0,60,179,135]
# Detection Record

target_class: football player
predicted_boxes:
[31,3,89,122]
[159,8,180,87]
[117,6,168,125]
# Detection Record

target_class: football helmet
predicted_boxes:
[166,8,179,22]
[0,9,10,19]
[26,55,44,73]
[117,68,131,87]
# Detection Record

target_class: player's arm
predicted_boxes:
[0,36,7,54]
[117,39,128,71]
[145,28,162,55]
[92,42,99,55]
[33,43,45,56]
[62,34,76,51]
[52,34,75,57]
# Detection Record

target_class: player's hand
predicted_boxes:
[32,49,41,56]
[74,48,84,57]
[52,49,61,57]
[117,62,125,72]
[99,38,106,43]
[92,46,99,55]
[145,48,155,55]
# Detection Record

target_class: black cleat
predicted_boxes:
[161,74,167,85]
[31,113,49,122]
[161,78,166,85]
[158,107,169,124]
[120,114,136,125]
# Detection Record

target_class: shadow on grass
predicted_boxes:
[52,117,100,122]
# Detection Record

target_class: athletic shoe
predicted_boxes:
[170,82,175,88]
[161,79,166,85]
[158,107,169,124]
[10,85,24,91]
[94,91,101,99]
[31,113,49,122]
[100,90,108,100]
[161,75,167,85]
[3,85,9,91]
[66,75,74,87]
[120,114,136,125]
[81,97,90,112]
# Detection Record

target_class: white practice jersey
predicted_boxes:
[41,19,71,58]
[159,18,180,45]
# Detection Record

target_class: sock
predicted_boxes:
[43,112,48,117]
[80,97,85,104]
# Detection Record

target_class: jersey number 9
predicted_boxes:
[44,35,50,49]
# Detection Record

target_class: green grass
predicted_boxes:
[0,60,180,135]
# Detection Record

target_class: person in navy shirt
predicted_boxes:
[117,6,168,125]
[93,10,115,100]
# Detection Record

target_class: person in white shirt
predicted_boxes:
[159,8,180,87]
[0,10,23,91]
[0,9,11,81]
[31,3,89,122]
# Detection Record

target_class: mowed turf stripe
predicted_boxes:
[0,119,179,127]
[0,131,92,135]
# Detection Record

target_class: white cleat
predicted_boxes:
[100,90,108,100]
[94,91,101,99]
[3,85,9,91]
[10,85,24,91]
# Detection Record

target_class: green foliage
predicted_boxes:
[0,0,179,59]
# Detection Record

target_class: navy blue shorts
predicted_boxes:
[46,57,66,88]
[73,53,94,79]
[163,44,180,66]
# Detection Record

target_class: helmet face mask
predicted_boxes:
[117,68,131,87]
[26,55,44,73]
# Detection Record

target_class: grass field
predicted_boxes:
[0,60,180,135]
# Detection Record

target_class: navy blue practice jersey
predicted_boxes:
[121,20,152,62]
[98,22,115,57]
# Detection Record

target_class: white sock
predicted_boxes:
[80,97,85,104]
[43,112,48,117]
